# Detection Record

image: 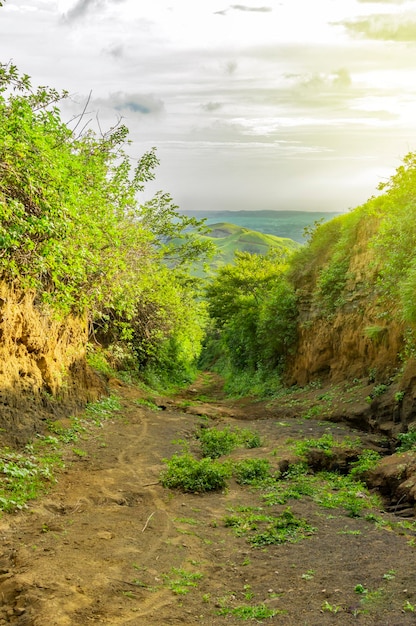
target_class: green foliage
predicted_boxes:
[160,453,232,492]
[396,427,416,452]
[364,325,387,343]
[217,604,280,620]
[162,567,203,595]
[371,153,416,322]
[134,398,162,411]
[197,426,261,459]
[262,463,380,518]
[0,63,211,383]
[224,507,316,547]
[83,395,122,423]
[233,459,271,485]
[316,256,350,312]
[0,447,61,511]
[198,426,239,458]
[204,251,297,392]
[321,600,342,614]
[292,433,360,458]
[349,449,382,478]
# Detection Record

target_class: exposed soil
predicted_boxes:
[1,373,416,625]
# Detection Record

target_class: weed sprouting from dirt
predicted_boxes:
[224,506,316,546]
[292,433,360,458]
[217,603,282,619]
[162,567,203,595]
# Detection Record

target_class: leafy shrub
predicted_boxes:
[0,63,211,386]
[160,453,231,492]
[349,449,382,479]
[198,427,240,458]
[197,426,261,459]
[233,459,271,485]
[396,427,416,453]
[204,251,298,390]
[315,257,350,312]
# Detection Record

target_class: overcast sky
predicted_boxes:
[1,0,416,213]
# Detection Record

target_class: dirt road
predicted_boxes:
[0,374,415,625]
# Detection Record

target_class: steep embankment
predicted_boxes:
[0,282,104,446]
[286,200,416,433]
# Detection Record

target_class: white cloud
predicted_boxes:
[1,0,416,214]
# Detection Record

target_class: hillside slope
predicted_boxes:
[182,210,341,243]
[199,222,300,273]
[284,176,416,433]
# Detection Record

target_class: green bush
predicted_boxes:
[160,453,231,492]
[396,428,416,453]
[0,63,212,386]
[204,251,298,393]
[198,427,240,458]
[233,459,271,485]
[197,426,261,458]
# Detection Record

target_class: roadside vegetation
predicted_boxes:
[0,394,123,512]
[0,62,212,390]
[4,61,416,404]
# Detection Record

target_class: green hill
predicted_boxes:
[200,222,300,274]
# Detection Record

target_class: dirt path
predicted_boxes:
[0,374,416,625]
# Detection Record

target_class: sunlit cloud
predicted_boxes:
[336,12,416,41]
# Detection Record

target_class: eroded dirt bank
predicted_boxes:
[0,282,104,447]
[0,375,416,625]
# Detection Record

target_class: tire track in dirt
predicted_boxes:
[0,392,198,625]
[2,376,416,624]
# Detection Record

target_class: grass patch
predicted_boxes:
[217,604,282,619]
[349,449,382,479]
[224,507,316,546]
[261,463,380,518]
[0,394,123,513]
[162,567,203,595]
[0,446,63,512]
[134,398,162,411]
[83,394,122,424]
[292,433,360,458]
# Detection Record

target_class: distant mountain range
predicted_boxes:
[182,210,342,244]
